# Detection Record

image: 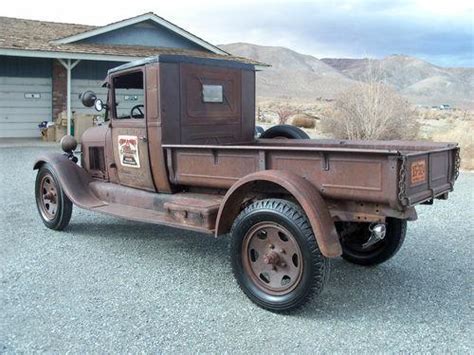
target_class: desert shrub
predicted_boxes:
[321,81,419,140]
[432,121,474,170]
[292,114,316,129]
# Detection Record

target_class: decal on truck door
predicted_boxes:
[118,135,140,168]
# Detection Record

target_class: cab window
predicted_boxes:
[113,71,145,119]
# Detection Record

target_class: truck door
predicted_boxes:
[109,69,155,191]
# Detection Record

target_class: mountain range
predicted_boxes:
[219,43,474,109]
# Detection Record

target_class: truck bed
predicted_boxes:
[162,139,460,210]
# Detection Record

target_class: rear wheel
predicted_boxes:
[230,199,329,312]
[338,218,407,266]
[260,125,310,139]
[35,164,72,230]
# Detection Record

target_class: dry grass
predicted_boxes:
[418,108,474,121]
[430,120,474,170]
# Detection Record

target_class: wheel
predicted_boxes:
[260,124,310,139]
[230,199,329,312]
[338,218,407,266]
[35,164,73,230]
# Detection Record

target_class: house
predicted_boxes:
[0,13,258,138]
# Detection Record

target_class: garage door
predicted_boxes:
[0,77,52,138]
[71,78,108,116]
[71,78,145,117]
[71,60,126,117]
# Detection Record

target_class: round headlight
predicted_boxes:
[94,99,104,112]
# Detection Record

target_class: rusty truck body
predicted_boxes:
[34,55,460,312]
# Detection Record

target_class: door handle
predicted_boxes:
[138,136,148,143]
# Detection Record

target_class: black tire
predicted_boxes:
[35,164,73,230]
[339,218,407,266]
[260,124,310,139]
[230,199,329,312]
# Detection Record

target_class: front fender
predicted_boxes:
[33,153,104,209]
[215,170,342,258]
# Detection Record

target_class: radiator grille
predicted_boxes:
[89,146,105,173]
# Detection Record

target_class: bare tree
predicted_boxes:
[273,104,300,125]
[322,60,419,140]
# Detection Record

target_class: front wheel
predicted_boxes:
[35,164,73,230]
[338,218,407,266]
[230,199,329,312]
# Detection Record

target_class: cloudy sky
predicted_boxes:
[2,0,473,67]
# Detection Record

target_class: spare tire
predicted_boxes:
[260,125,310,139]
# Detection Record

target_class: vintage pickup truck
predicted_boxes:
[34,54,460,312]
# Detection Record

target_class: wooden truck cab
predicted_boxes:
[34,54,460,313]
[81,55,256,193]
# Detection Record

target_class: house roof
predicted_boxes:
[0,15,267,67]
[52,12,229,55]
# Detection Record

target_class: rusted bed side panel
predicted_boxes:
[267,151,399,207]
[167,147,399,206]
[168,149,260,188]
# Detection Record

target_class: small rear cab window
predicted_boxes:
[202,84,223,103]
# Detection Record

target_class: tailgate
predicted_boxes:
[399,145,460,206]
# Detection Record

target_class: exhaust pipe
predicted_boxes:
[362,223,387,249]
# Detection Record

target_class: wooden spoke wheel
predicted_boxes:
[38,174,59,220]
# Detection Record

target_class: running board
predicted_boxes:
[86,181,223,233]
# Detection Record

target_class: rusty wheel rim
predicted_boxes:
[38,174,58,220]
[242,222,303,295]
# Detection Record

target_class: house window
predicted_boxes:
[202,84,223,103]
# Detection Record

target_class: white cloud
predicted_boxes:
[1,0,472,66]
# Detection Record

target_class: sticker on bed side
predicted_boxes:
[118,135,140,168]
[411,160,426,185]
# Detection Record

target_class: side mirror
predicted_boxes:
[94,99,104,112]
[79,90,97,108]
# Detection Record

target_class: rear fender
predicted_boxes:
[215,170,342,258]
[33,153,105,209]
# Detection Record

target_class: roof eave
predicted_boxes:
[0,48,143,62]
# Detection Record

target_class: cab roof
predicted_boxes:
[108,54,257,75]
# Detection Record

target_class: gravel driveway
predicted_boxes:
[1,142,473,353]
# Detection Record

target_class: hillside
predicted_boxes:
[220,43,474,108]
[220,43,357,100]
[322,55,474,108]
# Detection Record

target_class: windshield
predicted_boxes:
[113,71,145,119]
